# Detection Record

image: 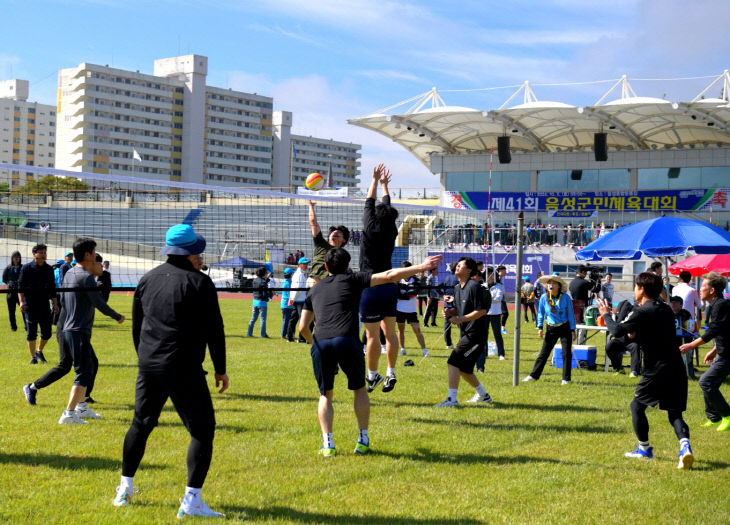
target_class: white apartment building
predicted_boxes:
[50,55,360,189]
[0,79,56,188]
[272,110,361,190]
[56,55,274,187]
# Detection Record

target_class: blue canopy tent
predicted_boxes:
[210,256,264,269]
[576,217,730,261]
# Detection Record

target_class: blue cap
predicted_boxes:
[284,267,295,276]
[298,257,310,264]
[56,259,64,264]
[160,224,206,256]
[65,251,73,257]
[523,276,530,280]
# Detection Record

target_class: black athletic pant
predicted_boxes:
[501,300,508,328]
[444,318,453,347]
[630,398,689,442]
[122,370,216,489]
[699,356,730,422]
[523,302,536,323]
[606,338,641,374]
[424,298,439,326]
[6,291,24,331]
[287,302,306,342]
[530,322,572,382]
[418,297,427,316]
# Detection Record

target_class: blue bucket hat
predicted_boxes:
[284,267,295,276]
[298,257,310,264]
[160,224,206,256]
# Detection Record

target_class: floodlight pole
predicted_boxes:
[513,211,524,386]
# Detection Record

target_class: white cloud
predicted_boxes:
[355,69,426,83]
[248,23,327,47]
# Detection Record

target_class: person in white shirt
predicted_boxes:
[476,268,506,371]
[286,257,310,342]
[395,262,429,357]
[673,270,702,377]
[673,271,702,322]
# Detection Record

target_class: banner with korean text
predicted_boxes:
[443,188,730,212]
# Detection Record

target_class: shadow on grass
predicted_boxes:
[0,452,165,471]
[224,392,312,403]
[686,459,730,471]
[222,505,480,524]
[492,401,622,413]
[374,447,562,466]
[99,363,138,368]
[410,417,616,434]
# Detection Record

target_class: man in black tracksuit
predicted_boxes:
[598,272,693,470]
[114,224,229,519]
[680,271,730,431]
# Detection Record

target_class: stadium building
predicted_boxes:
[349,73,730,227]
[0,80,56,188]
[55,55,361,189]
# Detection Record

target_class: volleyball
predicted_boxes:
[305,172,325,191]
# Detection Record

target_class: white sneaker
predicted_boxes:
[422,349,430,357]
[58,410,88,424]
[177,499,225,519]
[435,398,459,407]
[561,380,571,385]
[499,355,506,361]
[77,405,102,419]
[399,348,407,356]
[381,346,387,354]
[522,375,537,383]
[466,393,493,404]
[113,485,134,507]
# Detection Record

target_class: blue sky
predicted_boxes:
[3,0,729,188]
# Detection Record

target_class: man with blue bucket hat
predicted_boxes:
[114,224,229,518]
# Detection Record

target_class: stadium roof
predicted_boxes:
[348,72,730,167]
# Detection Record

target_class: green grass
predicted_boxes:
[0,295,727,524]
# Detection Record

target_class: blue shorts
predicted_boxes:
[311,336,366,395]
[359,282,397,323]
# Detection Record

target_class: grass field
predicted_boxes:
[0,294,728,524]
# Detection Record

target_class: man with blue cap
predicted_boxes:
[114,224,228,519]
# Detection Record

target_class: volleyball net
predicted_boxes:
[1,163,546,291]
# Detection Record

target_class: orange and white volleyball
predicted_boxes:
[305,172,325,190]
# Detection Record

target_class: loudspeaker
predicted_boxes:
[497,136,511,164]
[594,132,607,161]
[570,170,582,180]
[668,167,680,179]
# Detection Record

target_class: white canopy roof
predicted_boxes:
[348,73,730,167]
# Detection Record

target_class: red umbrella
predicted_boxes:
[669,254,730,277]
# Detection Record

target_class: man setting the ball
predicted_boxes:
[308,201,350,284]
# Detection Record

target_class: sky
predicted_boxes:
[2,0,729,189]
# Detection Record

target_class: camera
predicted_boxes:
[585,265,603,294]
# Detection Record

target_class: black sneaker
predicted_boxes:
[382,374,397,393]
[366,372,384,393]
[23,384,37,405]
[35,351,47,363]
[85,396,95,404]
[29,356,38,364]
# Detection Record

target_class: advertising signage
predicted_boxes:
[443,188,730,212]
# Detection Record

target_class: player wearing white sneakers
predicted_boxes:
[114,225,228,518]
[598,272,693,469]
[58,239,124,424]
[299,248,441,456]
[396,262,429,358]
[437,257,493,407]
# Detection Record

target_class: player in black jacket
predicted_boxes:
[598,272,693,470]
[680,272,730,432]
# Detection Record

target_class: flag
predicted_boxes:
[292,144,298,159]
[132,149,142,162]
